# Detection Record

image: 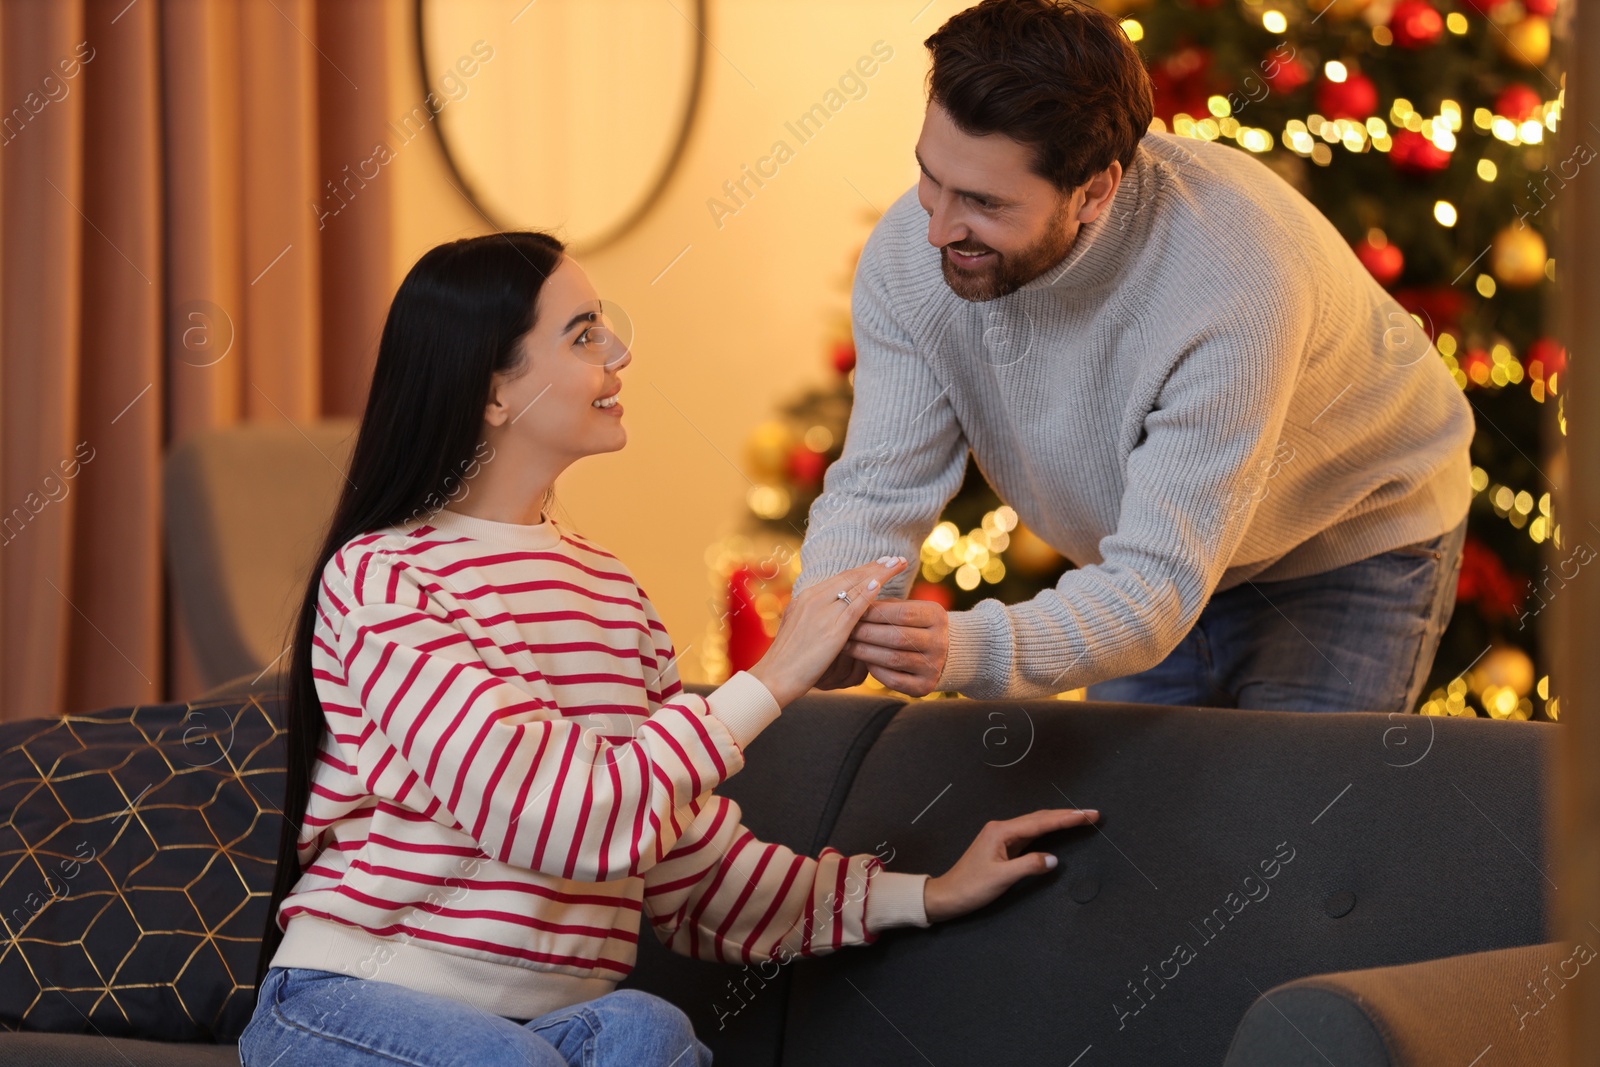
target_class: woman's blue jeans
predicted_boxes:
[1084,518,1468,713]
[239,966,714,1067]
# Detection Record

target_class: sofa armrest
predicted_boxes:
[1224,941,1571,1066]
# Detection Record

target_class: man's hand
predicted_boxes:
[814,651,869,690]
[844,598,950,696]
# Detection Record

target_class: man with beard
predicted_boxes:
[791,0,1474,712]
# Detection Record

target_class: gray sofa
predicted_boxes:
[0,672,1561,1065]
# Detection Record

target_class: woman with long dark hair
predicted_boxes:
[239,231,1096,1066]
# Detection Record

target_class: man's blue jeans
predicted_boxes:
[239,966,714,1067]
[1084,517,1468,713]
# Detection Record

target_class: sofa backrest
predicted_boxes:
[771,698,1552,1066]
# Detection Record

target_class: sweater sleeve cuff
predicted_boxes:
[934,608,990,694]
[865,871,931,932]
[705,671,782,750]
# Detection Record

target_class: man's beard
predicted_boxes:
[940,193,1079,302]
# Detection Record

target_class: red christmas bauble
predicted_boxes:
[1494,83,1543,122]
[1354,236,1404,286]
[1393,285,1469,338]
[784,444,827,489]
[1522,0,1557,16]
[1315,72,1377,120]
[1389,129,1452,174]
[1263,51,1311,94]
[1390,0,1444,47]
[1151,45,1217,122]
[830,340,856,375]
[909,581,955,610]
[1457,536,1524,620]
[1523,337,1566,378]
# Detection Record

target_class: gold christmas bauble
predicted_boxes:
[1499,16,1551,68]
[1471,644,1536,699]
[1006,521,1065,576]
[1490,224,1547,288]
[743,421,794,481]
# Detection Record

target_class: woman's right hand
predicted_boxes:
[747,557,908,707]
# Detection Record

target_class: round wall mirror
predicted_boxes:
[416,0,706,254]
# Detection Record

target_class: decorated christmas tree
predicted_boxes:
[706,0,1568,720]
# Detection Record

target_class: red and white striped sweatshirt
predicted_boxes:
[271,506,930,1019]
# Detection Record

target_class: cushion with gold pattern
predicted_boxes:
[0,692,284,1042]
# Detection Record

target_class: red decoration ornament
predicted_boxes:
[909,581,955,610]
[1523,337,1567,378]
[1522,0,1556,14]
[724,566,774,672]
[1315,72,1378,120]
[1151,45,1218,123]
[1456,536,1525,621]
[784,444,828,489]
[1388,129,1452,174]
[830,340,856,375]
[1392,285,1469,339]
[1389,0,1444,47]
[1263,52,1311,94]
[1354,236,1404,287]
[1494,83,1543,122]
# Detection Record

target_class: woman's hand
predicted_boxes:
[747,557,907,707]
[923,808,1099,923]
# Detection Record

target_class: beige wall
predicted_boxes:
[384,1,972,681]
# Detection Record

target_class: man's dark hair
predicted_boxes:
[925,0,1155,192]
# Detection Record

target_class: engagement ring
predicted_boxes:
[835,590,851,606]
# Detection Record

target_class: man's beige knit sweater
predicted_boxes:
[794,131,1474,701]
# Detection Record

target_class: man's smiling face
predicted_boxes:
[915,101,1120,302]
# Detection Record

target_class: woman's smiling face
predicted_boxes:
[487,255,632,465]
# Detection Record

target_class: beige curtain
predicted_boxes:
[0,0,398,721]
